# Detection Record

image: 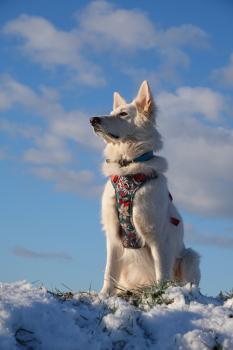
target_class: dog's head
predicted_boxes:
[90,80,162,151]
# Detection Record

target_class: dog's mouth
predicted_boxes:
[107,132,120,139]
[94,126,120,140]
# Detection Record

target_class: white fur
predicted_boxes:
[92,81,200,295]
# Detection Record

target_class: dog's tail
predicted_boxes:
[175,248,201,285]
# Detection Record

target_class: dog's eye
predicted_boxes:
[119,112,128,117]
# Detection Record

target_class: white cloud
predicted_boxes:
[212,53,233,87]
[158,24,209,49]
[77,1,209,86]
[51,112,102,150]
[23,134,72,165]
[0,119,41,139]
[224,226,233,234]
[0,75,64,118]
[77,2,209,52]
[4,15,81,66]
[0,75,41,111]
[31,167,102,196]
[3,1,210,86]
[185,223,233,250]
[77,2,209,84]
[0,76,102,194]
[13,245,73,261]
[3,15,105,86]
[0,89,13,110]
[158,87,224,121]
[0,76,101,164]
[77,0,156,50]
[157,87,233,218]
[0,147,7,160]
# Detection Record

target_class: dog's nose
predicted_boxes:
[90,117,101,126]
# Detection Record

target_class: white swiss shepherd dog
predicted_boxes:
[90,80,200,296]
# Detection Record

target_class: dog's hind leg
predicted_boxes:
[175,248,201,285]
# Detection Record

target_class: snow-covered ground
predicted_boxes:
[0,281,233,350]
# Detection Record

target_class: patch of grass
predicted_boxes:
[47,288,74,301]
[218,288,233,302]
[117,280,177,309]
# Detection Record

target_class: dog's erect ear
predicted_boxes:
[113,92,127,110]
[134,80,154,118]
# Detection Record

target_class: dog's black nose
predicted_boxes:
[90,117,101,126]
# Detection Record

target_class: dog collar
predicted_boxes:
[106,150,154,168]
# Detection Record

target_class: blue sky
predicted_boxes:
[0,0,233,295]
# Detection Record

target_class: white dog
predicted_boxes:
[90,81,200,296]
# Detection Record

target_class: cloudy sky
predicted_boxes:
[0,0,233,295]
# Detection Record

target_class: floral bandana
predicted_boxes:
[111,173,158,249]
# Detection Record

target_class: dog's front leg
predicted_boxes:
[150,243,174,283]
[100,181,123,296]
[100,239,122,296]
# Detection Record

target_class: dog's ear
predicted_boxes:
[134,80,155,118]
[113,92,127,110]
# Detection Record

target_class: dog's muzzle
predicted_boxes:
[90,116,119,139]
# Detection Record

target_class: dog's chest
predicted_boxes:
[111,173,157,249]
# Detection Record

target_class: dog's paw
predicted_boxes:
[99,287,115,298]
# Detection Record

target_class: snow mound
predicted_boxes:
[0,281,233,350]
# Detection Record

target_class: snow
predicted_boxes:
[0,281,233,349]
